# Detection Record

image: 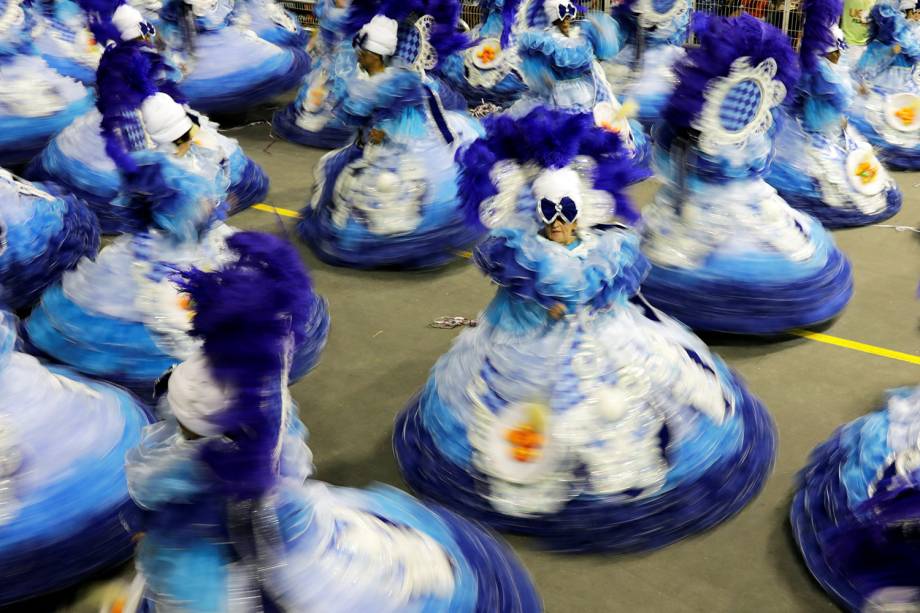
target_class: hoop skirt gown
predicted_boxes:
[29,107,269,233]
[231,0,308,49]
[271,0,357,148]
[639,15,853,334]
[30,0,102,85]
[0,0,93,166]
[0,311,150,605]
[766,0,902,227]
[0,169,99,311]
[436,0,529,110]
[393,108,777,552]
[24,142,328,394]
[848,2,920,170]
[792,385,920,612]
[300,61,485,269]
[606,0,690,127]
[120,233,541,613]
[160,0,309,113]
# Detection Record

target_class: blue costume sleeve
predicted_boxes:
[335,68,426,128]
[800,61,851,132]
[581,12,624,62]
[125,422,212,511]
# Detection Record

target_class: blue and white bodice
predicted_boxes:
[517,15,621,112]
[797,58,855,134]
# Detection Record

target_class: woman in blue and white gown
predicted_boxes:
[0,168,99,311]
[639,14,853,334]
[0,310,150,605]
[792,384,920,612]
[157,0,309,113]
[29,0,103,85]
[231,0,308,49]
[848,0,920,169]
[0,0,92,166]
[767,0,902,227]
[271,0,358,148]
[605,0,691,128]
[437,0,529,110]
[299,12,485,269]
[28,4,269,233]
[118,234,540,613]
[393,107,776,552]
[510,0,650,176]
[25,93,328,394]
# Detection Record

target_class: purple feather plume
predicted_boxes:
[76,0,122,45]
[175,232,318,498]
[663,13,800,130]
[458,107,643,231]
[800,0,843,70]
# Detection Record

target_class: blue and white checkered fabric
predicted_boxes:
[396,22,421,64]
[118,110,149,152]
[718,79,763,133]
[651,0,677,14]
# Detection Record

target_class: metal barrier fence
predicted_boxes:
[282,0,804,48]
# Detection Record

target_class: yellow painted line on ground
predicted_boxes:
[790,329,920,366]
[249,203,920,366]
[252,203,299,218]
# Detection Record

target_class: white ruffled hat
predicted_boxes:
[826,24,848,53]
[544,0,578,23]
[532,167,582,221]
[167,354,231,437]
[141,92,193,146]
[357,14,399,57]
[112,4,148,41]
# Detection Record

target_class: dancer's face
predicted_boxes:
[544,219,577,245]
[825,49,841,64]
[357,49,386,75]
[173,125,198,157]
[556,16,573,36]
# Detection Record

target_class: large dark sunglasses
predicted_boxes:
[539,196,579,225]
[558,2,577,19]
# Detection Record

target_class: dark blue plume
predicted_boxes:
[175,232,318,499]
[458,107,643,232]
[75,0,122,45]
[800,0,843,71]
[663,13,800,130]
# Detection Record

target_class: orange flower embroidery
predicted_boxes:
[308,86,326,107]
[896,105,916,125]
[476,46,497,65]
[505,424,545,463]
[855,160,878,184]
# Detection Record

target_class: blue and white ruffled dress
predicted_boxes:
[0,311,150,605]
[299,65,485,269]
[395,227,776,551]
[0,169,99,311]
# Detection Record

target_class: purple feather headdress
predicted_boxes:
[76,0,122,45]
[175,232,318,498]
[800,0,843,70]
[663,13,800,130]
[458,106,643,231]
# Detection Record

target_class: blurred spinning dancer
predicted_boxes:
[638,14,854,334]
[509,0,650,177]
[28,0,270,233]
[25,91,329,394]
[115,234,540,613]
[0,0,92,166]
[272,0,358,148]
[848,0,920,169]
[606,0,692,128]
[394,107,777,552]
[298,1,485,269]
[0,311,149,605]
[792,382,920,609]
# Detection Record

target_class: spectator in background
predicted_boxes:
[841,0,876,66]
